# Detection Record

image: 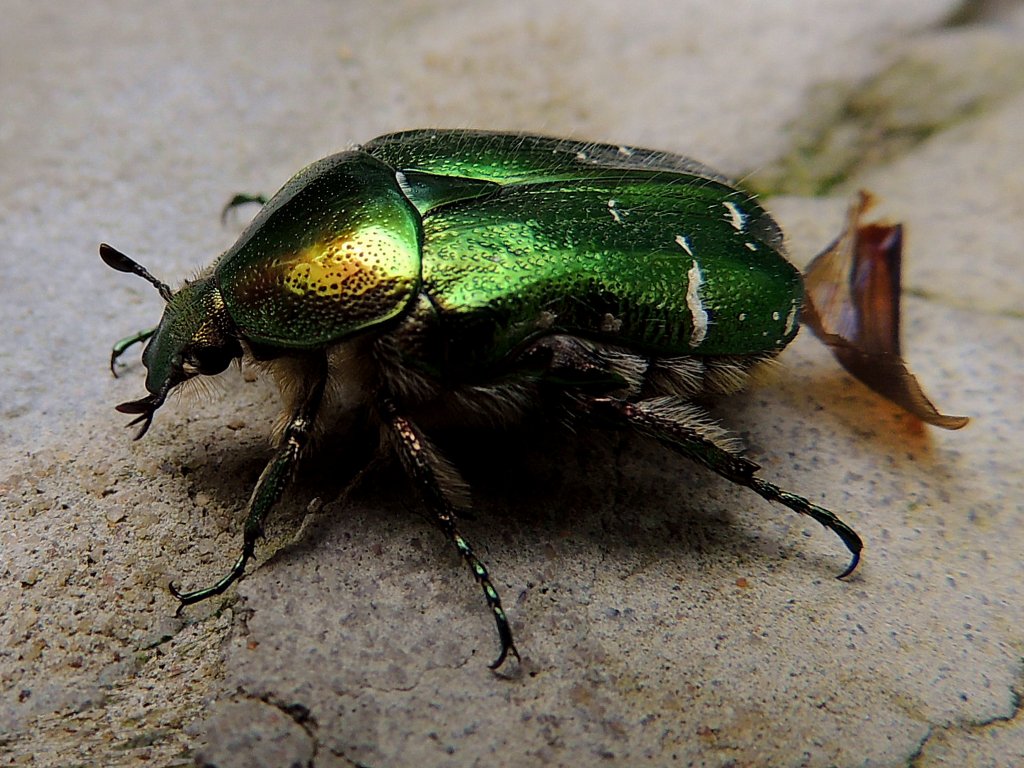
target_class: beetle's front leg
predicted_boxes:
[170,353,328,611]
[220,193,269,224]
[380,399,520,671]
[581,395,863,578]
[109,327,157,376]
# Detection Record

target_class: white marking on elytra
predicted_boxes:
[395,170,413,199]
[685,260,708,348]
[607,199,622,223]
[618,145,635,157]
[745,241,757,251]
[784,301,798,336]
[738,312,747,322]
[772,311,780,321]
[576,151,588,161]
[674,234,694,257]
[723,200,745,231]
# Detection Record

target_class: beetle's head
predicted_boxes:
[101,243,243,438]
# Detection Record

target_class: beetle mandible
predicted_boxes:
[101,130,965,669]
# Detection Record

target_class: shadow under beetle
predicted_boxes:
[102,130,966,669]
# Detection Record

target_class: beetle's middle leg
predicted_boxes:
[170,353,328,610]
[579,395,863,577]
[379,398,520,671]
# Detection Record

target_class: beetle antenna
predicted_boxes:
[100,243,173,303]
[115,395,159,439]
[115,379,171,440]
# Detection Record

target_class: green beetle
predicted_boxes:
[101,130,961,669]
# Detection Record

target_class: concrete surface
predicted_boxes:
[1,1,1022,766]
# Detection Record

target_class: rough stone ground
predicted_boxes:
[1,1,1022,766]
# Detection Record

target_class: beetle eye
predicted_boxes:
[187,346,235,376]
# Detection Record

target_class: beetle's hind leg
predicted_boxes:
[580,395,862,577]
[380,399,519,671]
[170,353,328,610]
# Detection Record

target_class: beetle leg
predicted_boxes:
[581,395,863,578]
[380,399,520,671]
[170,353,328,610]
[110,327,156,376]
[220,193,269,225]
